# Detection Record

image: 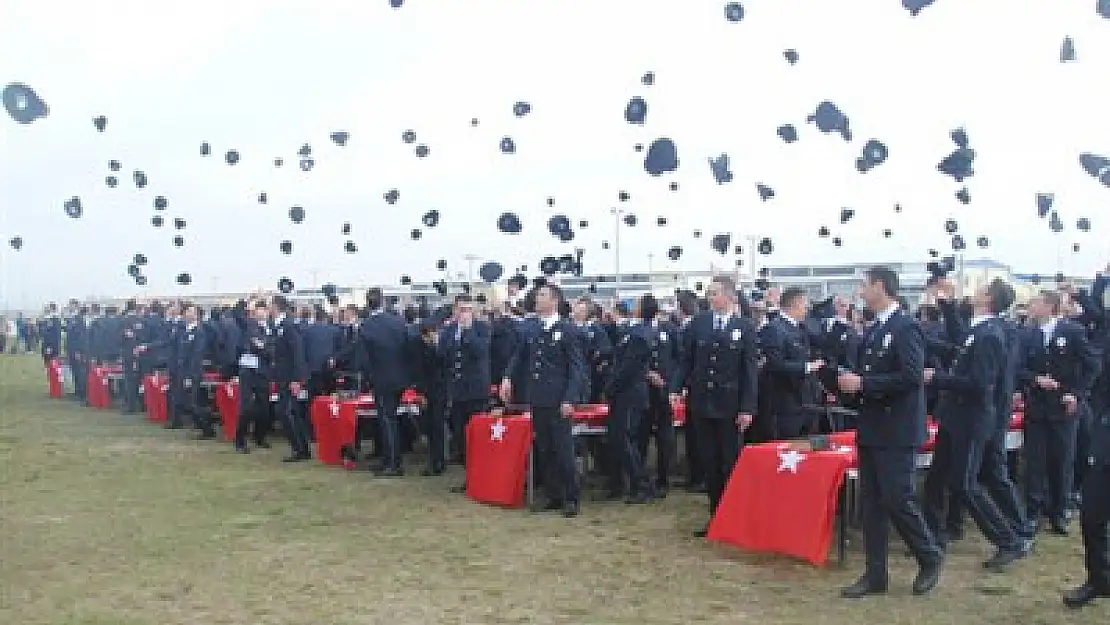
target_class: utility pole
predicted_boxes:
[745,234,759,288]
[464,254,480,293]
[610,207,625,303]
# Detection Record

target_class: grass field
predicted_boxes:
[0,354,1105,624]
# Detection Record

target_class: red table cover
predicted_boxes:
[47,359,65,398]
[465,413,533,508]
[311,395,372,466]
[708,442,854,565]
[215,380,240,442]
[143,373,169,423]
[86,365,116,409]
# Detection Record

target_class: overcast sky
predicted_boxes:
[1,0,1108,309]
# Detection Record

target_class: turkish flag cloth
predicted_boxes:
[707,442,854,566]
[143,373,169,423]
[215,381,240,441]
[47,359,65,398]
[465,413,533,508]
[311,396,367,466]
[87,366,111,408]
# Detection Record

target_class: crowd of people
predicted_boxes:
[20,264,1110,608]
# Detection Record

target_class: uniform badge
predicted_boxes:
[1055,336,1066,348]
[552,330,562,342]
[881,333,892,349]
[659,332,668,342]
[730,329,742,341]
[964,334,975,347]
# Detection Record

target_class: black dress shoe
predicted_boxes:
[562,500,580,518]
[195,430,216,440]
[692,524,710,538]
[840,575,888,599]
[373,466,404,477]
[1063,582,1109,609]
[912,560,943,596]
[253,440,271,449]
[1049,518,1069,536]
[282,454,308,463]
[234,445,249,454]
[449,484,467,494]
[421,467,445,476]
[533,498,563,512]
[983,547,1025,571]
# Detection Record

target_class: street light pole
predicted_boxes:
[464,253,480,293]
[610,207,624,304]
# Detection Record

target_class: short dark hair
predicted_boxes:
[639,294,660,321]
[780,287,808,311]
[677,292,699,316]
[1038,290,1062,314]
[986,278,1016,315]
[864,266,899,298]
[454,294,472,305]
[710,275,737,296]
[538,283,564,306]
[365,287,384,311]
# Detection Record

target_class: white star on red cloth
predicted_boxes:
[490,418,507,441]
[777,449,807,473]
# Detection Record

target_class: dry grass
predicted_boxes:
[0,354,1105,624]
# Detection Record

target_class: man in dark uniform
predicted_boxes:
[923,279,1028,569]
[414,313,448,476]
[271,296,310,462]
[604,294,655,503]
[640,299,681,495]
[40,303,63,367]
[1063,315,1110,608]
[302,306,342,410]
[235,300,276,453]
[170,305,216,438]
[673,291,704,491]
[570,297,613,404]
[759,287,826,440]
[1019,290,1101,534]
[359,287,413,476]
[119,300,148,414]
[501,282,588,517]
[832,266,943,598]
[440,295,492,482]
[64,305,88,401]
[671,276,758,536]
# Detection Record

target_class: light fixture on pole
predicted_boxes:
[610,207,625,302]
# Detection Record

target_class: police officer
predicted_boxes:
[234,300,276,453]
[271,296,311,462]
[414,314,448,475]
[40,303,63,367]
[832,267,943,598]
[171,305,216,438]
[924,279,1027,569]
[120,300,148,414]
[759,287,826,440]
[500,282,588,517]
[671,276,758,536]
[358,288,413,476]
[639,298,680,496]
[1063,319,1110,608]
[1019,290,1100,535]
[604,294,655,503]
[440,294,492,479]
